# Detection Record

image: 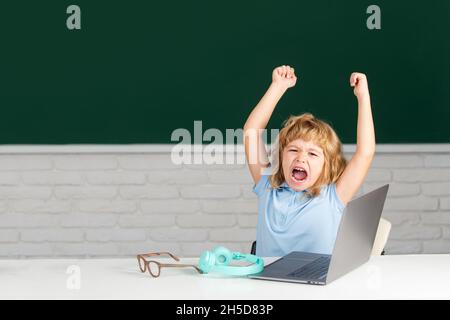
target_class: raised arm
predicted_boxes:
[243,66,297,185]
[336,73,376,206]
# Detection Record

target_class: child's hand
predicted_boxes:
[272,65,297,90]
[350,72,370,99]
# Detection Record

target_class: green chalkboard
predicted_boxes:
[0,0,449,144]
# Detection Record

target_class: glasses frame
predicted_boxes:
[137,252,203,277]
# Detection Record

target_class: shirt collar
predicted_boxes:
[280,182,289,188]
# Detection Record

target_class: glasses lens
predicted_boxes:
[148,261,160,277]
[137,256,146,272]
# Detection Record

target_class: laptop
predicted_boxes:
[249,184,389,285]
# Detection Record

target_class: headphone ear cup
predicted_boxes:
[199,250,215,273]
[213,246,232,266]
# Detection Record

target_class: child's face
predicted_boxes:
[281,138,325,191]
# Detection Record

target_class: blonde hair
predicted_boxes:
[269,113,347,197]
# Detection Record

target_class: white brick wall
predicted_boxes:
[1,146,450,258]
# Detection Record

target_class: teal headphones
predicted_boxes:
[198,246,264,276]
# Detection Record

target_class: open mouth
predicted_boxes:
[291,167,308,183]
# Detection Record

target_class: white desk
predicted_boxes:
[1,255,450,300]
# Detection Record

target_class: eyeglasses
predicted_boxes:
[137,252,203,277]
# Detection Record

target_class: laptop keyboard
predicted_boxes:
[288,256,331,280]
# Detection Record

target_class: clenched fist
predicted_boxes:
[272,65,297,90]
[350,72,370,100]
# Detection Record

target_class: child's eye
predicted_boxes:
[309,152,317,157]
[289,149,297,152]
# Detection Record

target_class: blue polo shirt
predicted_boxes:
[253,171,346,257]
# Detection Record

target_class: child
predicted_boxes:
[243,65,375,257]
